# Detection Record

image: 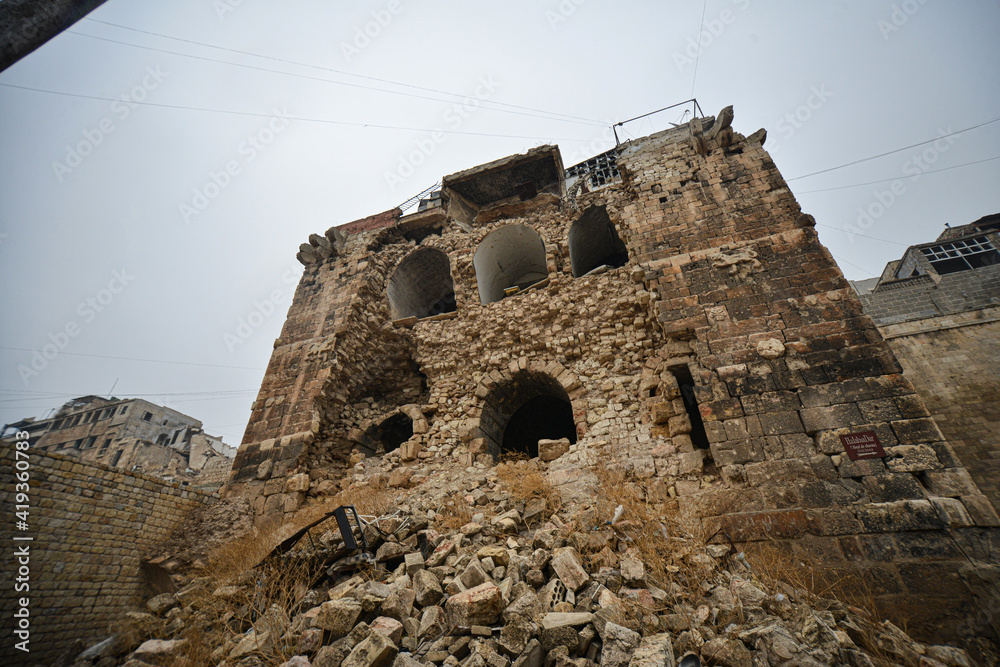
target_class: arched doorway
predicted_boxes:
[568,205,628,277]
[479,371,577,459]
[473,225,548,304]
[387,247,456,320]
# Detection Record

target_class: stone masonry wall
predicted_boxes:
[0,447,216,664]
[881,308,1000,510]
[228,110,1000,644]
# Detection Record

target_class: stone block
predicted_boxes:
[890,418,944,444]
[445,582,503,627]
[961,495,1000,527]
[799,404,864,433]
[923,469,980,497]
[550,547,589,591]
[538,438,570,462]
[316,598,363,638]
[413,569,444,607]
[342,629,398,667]
[417,606,447,639]
[759,410,805,435]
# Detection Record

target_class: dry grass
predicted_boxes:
[435,491,476,530]
[496,455,562,525]
[584,450,707,617]
[744,538,909,667]
[163,482,397,666]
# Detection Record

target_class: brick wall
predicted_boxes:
[881,308,1000,510]
[859,263,1000,325]
[0,447,216,664]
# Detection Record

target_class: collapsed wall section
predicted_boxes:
[0,449,215,664]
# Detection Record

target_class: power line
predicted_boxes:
[786,116,1000,181]
[795,155,1000,194]
[0,82,591,142]
[82,17,605,127]
[0,346,265,371]
[690,0,709,98]
[831,253,878,278]
[66,29,605,128]
[814,223,908,247]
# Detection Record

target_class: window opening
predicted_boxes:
[921,236,1000,275]
[387,247,457,320]
[669,365,711,450]
[473,225,548,305]
[568,206,629,277]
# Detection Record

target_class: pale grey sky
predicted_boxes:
[2,0,998,447]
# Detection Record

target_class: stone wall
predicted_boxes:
[859,262,1000,325]
[881,307,1000,510]
[227,109,1000,644]
[0,447,216,664]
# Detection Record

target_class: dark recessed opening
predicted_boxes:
[568,206,629,277]
[501,395,576,459]
[670,365,711,451]
[378,413,413,453]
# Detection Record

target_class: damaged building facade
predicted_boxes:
[225,107,1000,641]
[2,395,235,489]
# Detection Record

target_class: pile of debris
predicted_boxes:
[65,475,975,667]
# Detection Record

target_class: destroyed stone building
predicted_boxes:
[223,106,1000,644]
[2,394,235,489]
[851,214,1000,511]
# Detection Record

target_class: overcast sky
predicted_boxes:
[2,1,998,447]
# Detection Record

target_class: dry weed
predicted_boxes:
[586,450,707,612]
[435,491,475,530]
[496,456,562,524]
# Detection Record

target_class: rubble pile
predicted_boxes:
[65,463,975,667]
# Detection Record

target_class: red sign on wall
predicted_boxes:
[840,431,886,461]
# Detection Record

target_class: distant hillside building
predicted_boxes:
[2,395,235,489]
[854,214,1000,508]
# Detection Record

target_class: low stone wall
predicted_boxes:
[0,447,216,664]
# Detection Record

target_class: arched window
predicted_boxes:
[473,225,548,305]
[387,247,456,320]
[479,371,577,460]
[568,205,628,277]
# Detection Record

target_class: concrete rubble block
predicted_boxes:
[413,569,445,606]
[628,632,676,667]
[539,611,593,630]
[619,555,646,588]
[404,551,425,576]
[381,588,416,620]
[599,622,641,667]
[539,437,571,462]
[512,639,544,667]
[145,592,178,616]
[550,547,590,591]
[700,637,752,667]
[315,598,363,637]
[446,581,504,627]
[500,617,538,656]
[343,629,399,667]
[371,616,405,645]
[461,557,493,589]
[418,605,448,639]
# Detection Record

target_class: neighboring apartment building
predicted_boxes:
[853,214,1000,509]
[1,395,235,489]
